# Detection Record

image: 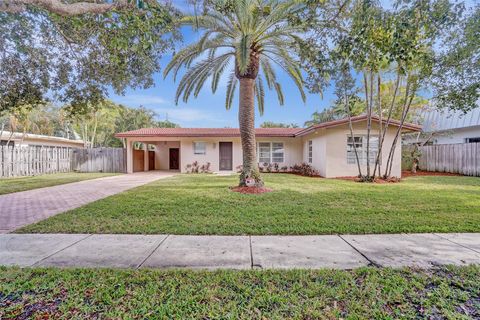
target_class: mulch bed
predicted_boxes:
[230,186,273,194]
[401,170,463,178]
[335,176,401,183]
[335,170,463,183]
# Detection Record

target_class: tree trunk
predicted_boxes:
[238,77,263,187]
[344,89,362,178]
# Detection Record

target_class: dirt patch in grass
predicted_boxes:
[230,186,273,194]
[402,170,463,178]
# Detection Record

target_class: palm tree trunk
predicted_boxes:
[238,77,263,187]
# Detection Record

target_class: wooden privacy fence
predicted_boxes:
[71,148,126,173]
[0,146,72,177]
[0,146,126,177]
[418,143,480,176]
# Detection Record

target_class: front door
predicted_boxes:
[169,148,179,170]
[148,151,155,170]
[219,142,233,171]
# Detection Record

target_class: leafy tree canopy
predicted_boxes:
[432,5,479,112]
[260,121,299,128]
[0,2,180,115]
[64,101,179,147]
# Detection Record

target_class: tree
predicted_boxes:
[1,0,139,16]
[260,121,298,128]
[165,0,307,187]
[330,0,457,180]
[64,100,120,147]
[64,101,179,147]
[304,96,365,127]
[156,120,180,128]
[0,2,179,115]
[432,5,479,112]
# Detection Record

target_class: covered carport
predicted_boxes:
[114,131,182,173]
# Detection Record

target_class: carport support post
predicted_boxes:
[144,143,149,172]
[126,139,133,174]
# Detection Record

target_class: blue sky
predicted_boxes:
[108,0,475,128]
[109,30,334,128]
[108,1,339,128]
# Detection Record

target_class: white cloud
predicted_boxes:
[112,94,168,107]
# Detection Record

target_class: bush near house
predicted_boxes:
[185,161,212,174]
[239,163,319,177]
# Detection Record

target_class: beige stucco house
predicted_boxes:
[116,115,421,178]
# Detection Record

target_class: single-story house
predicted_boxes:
[415,106,480,144]
[115,115,421,178]
[0,131,85,148]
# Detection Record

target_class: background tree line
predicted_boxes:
[1,0,478,183]
[0,102,178,148]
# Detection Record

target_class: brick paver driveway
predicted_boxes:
[0,171,175,233]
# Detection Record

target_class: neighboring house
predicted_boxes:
[0,131,85,148]
[419,107,480,144]
[115,115,421,178]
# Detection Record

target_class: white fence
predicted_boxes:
[0,146,126,177]
[418,143,480,176]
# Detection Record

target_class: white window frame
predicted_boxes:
[346,135,379,165]
[308,140,313,163]
[257,142,284,163]
[193,141,207,155]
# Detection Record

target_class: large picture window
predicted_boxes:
[193,142,206,155]
[347,135,378,165]
[257,142,284,163]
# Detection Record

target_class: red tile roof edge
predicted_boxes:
[115,115,421,138]
[295,115,421,136]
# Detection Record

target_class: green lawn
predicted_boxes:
[1,265,479,319]
[0,172,119,195]
[18,173,480,235]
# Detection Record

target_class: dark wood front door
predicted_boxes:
[169,148,179,170]
[219,142,233,171]
[148,151,155,170]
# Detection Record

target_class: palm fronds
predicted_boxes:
[165,0,306,111]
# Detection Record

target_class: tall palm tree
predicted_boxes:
[165,0,306,187]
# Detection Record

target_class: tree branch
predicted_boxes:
[0,0,131,16]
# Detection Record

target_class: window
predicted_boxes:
[272,142,284,163]
[347,135,378,165]
[0,140,14,147]
[466,137,480,143]
[308,140,313,163]
[257,142,284,163]
[193,142,206,155]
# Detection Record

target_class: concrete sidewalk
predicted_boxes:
[0,171,174,233]
[1,233,479,269]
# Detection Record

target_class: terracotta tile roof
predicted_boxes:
[115,115,421,138]
[115,127,302,138]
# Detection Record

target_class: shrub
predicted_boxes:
[186,161,211,174]
[200,162,212,173]
[290,163,320,177]
[236,165,243,173]
[280,166,288,172]
[273,163,279,172]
